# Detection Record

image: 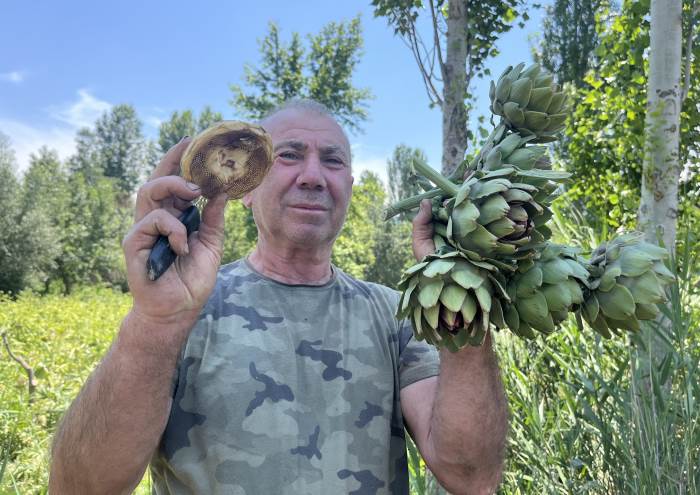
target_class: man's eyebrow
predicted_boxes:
[319,144,349,160]
[274,140,307,152]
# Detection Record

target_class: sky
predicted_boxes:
[0,0,545,185]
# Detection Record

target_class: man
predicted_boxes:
[49,100,507,494]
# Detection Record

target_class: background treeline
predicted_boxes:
[2,1,700,493]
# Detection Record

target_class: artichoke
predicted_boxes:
[397,246,509,350]
[578,233,675,337]
[502,243,590,338]
[489,63,568,143]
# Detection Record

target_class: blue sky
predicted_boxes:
[1,0,544,184]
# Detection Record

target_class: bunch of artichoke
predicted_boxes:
[387,62,674,351]
[396,243,508,350]
[502,244,589,339]
[489,62,568,143]
[577,233,675,337]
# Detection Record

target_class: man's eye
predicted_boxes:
[325,157,344,166]
[279,152,299,160]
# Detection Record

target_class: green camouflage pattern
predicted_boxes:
[149,259,440,494]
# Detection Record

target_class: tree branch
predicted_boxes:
[407,21,444,106]
[2,331,37,403]
[681,0,699,103]
[429,0,447,81]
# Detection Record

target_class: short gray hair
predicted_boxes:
[260,98,335,123]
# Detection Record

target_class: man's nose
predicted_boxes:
[296,154,327,189]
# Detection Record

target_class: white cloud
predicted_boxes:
[49,89,112,128]
[0,71,25,83]
[352,155,389,187]
[0,118,76,173]
[1,89,113,173]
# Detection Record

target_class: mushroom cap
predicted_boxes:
[181,121,273,199]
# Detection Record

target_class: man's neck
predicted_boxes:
[247,244,333,286]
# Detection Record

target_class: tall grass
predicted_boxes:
[407,210,699,494]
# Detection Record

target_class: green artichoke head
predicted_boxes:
[489,63,569,143]
[578,233,675,338]
[397,249,509,350]
[502,243,590,338]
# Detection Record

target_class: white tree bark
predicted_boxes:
[441,1,469,176]
[637,0,683,252]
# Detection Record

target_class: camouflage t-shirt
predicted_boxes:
[149,259,440,494]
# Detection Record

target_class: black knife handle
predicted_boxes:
[146,205,201,281]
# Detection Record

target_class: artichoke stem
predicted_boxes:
[384,189,443,220]
[411,160,460,197]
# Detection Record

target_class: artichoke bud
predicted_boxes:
[502,243,589,337]
[443,168,555,262]
[491,63,570,142]
[578,233,675,338]
[396,250,507,350]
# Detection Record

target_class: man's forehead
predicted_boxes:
[263,108,350,153]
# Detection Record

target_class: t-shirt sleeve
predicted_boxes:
[397,317,440,389]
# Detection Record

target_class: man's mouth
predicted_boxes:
[289,204,328,211]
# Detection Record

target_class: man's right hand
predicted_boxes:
[122,137,228,326]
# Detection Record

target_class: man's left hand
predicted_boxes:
[412,199,436,261]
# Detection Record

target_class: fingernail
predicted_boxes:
[183,243,190,255]
[179,135,190,143]
[186,182,200,191]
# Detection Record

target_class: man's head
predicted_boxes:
[243,100,354,253]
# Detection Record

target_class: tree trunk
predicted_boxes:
[637,0,682,252]
[441,1,469,176]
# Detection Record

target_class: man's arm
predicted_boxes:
[49,139,228,494]
[401,334,508,495]
[402,199,508,494]
[49,313,192,493]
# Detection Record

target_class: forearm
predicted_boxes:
[428,333,508,493]
[49,311,194,494]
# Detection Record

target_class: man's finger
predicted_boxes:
[197,193,228,249]
[123,208,190,259]
[149,137,191,180]
[134,176,201,222]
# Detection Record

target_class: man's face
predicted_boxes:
[245,108,354,250]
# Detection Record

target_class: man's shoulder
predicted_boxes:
[333,265,400,305]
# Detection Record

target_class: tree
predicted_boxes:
[537,0,608,86]
[387,144,430,205]
[333,171,387,278]
[230,18,372,132]
[0,137,58,293]
[158,106,224,153]
[373,0,530,175]
[559,0,700,237]
[637,0,683,251]
[70,105,156,195]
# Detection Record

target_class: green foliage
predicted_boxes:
[230,18,372,132]
[157,106,224,154]
[559,0,700,233]
[537,0,608,86]
[0,139,59,295]
[0,288,131,493]
[69,104,156,195]
[333,171,387,278]
[387,144,428,206]
[221,201,257,264]
[495,241,699,493]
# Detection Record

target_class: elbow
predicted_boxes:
[431,463,504,495]
[424,449,504,495]
[49,453,145,495]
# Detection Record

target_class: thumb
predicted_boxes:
[412,199,436,261]
[198,193,228,247]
